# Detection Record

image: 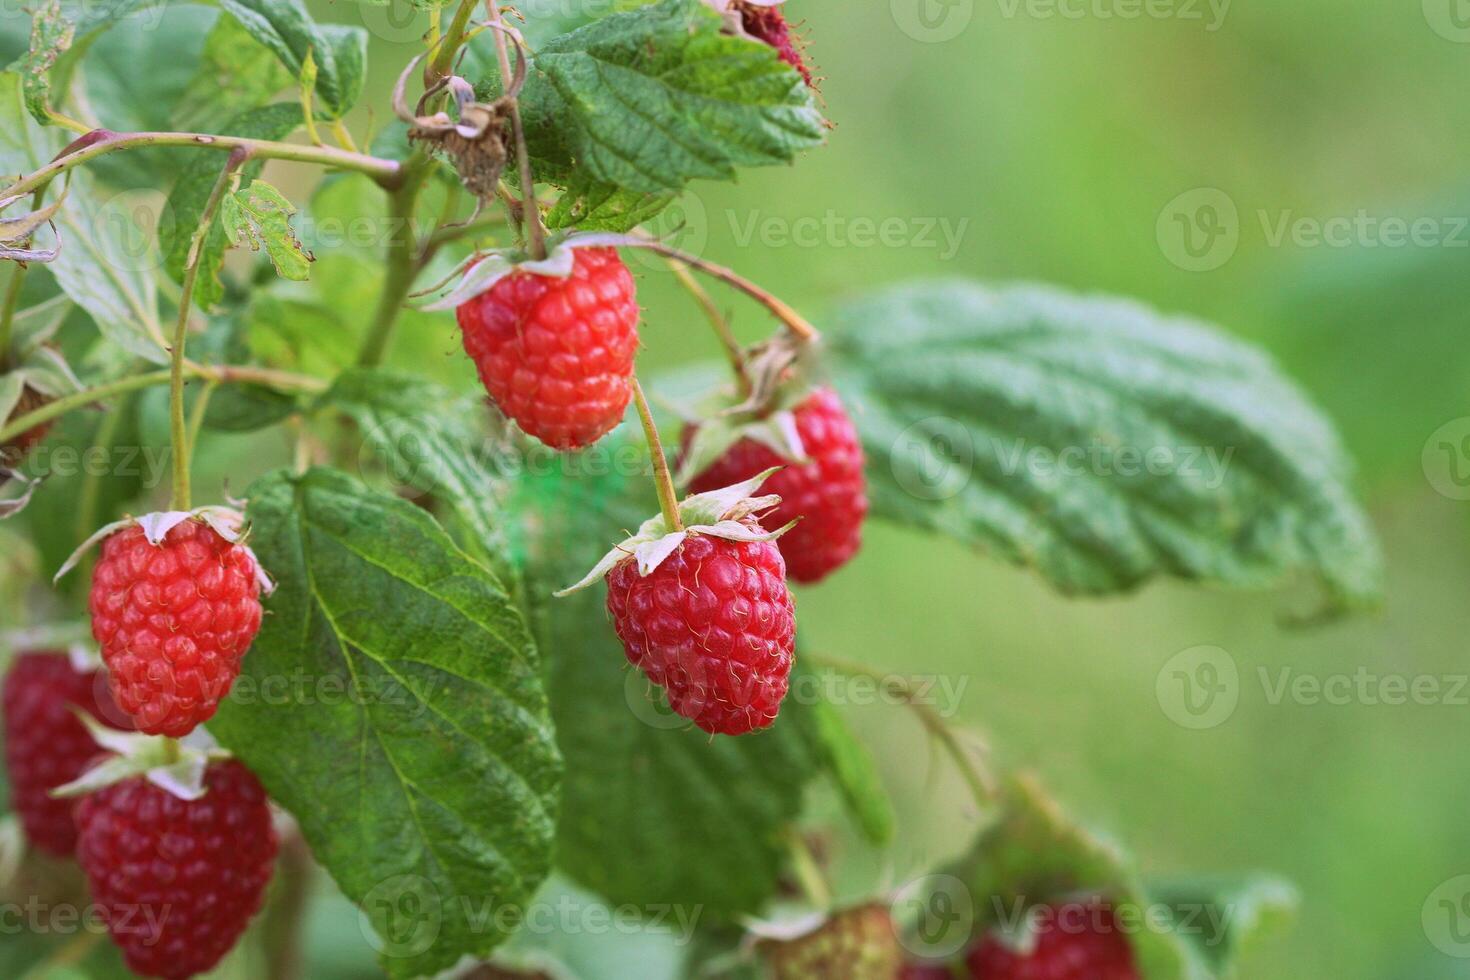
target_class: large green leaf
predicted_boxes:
[218,0,366,118]
[172,13,292,130]
[322,368,517,581]
[508,432,831,917]
[825,280,1383,619]
[0,72,167,362]
[210,467,561,980]
[481,0,823,229]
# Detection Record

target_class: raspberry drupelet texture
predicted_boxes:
[456,247,640,450]
[738,3,813,85]
[75,759,278,980]
[1,652,128,856]
[89,519,263,737]
[968,903,1140,980]
[605,524,796,735]
[685,388,868,584]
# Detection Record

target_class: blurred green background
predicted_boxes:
[6,0,1470,976]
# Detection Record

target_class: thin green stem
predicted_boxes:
[632,377,683,531]
[0,263,25,367]
[356,153,432,367]
[664,256,750,396]
[170,150,247,509]
[432,0,480,80]
[808,651,998,811]
[0,130,403,202]
[0,366,323,446]
[627,238,819,343]
[185,379,218,462]
[74,389,133,582]
[487,0,546,259]
[783,828,833,909]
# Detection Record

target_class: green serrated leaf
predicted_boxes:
[221,178,313,282]
[545,171,675,233]
[323,368,518,582]
[218,0,367,119]
[210,466,561,980]
[504,0,824,201]
[161,102,301,309]
[825,280,1384,620]
[13,0,74,125]
[172,13,293,130]
[0,72,166,362]
[508,432,825,917]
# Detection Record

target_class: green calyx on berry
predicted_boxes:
[51,715,231,802]
[674,333,824,485]
[420,231,637,311]
[53,506,273,593]
[556,468,795,595]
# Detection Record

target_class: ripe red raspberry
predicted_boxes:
[1,652,127,856]
[967,903,1140,980]
[89,519,263,737]
[684,388,867,584]
[75,759,277,980]
[606,524,796,735]
[737,2,813,85]
[456,247,640,450]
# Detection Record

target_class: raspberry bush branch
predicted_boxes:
[0,130,404,203]
[170,148,249,509]
[0,364,324,446]
[630,237,821,342]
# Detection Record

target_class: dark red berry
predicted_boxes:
[89,519,263,737]
[968,903,1140,980]
[1,652,128,856]
[2,386,52,467]
[456,247,640,450]
[606,524,796,736]
[901,964,957,979]
[684,388,867,584]
[75,759,278,980]
[738,2,813,85]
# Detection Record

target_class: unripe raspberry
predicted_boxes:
[74,759,278,980]
[1,652,128,856]
[456,247,640,450]
[606,523,796,736]
[89,518,263,736]
[684,388,867,583]
[968,903,1140,980]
